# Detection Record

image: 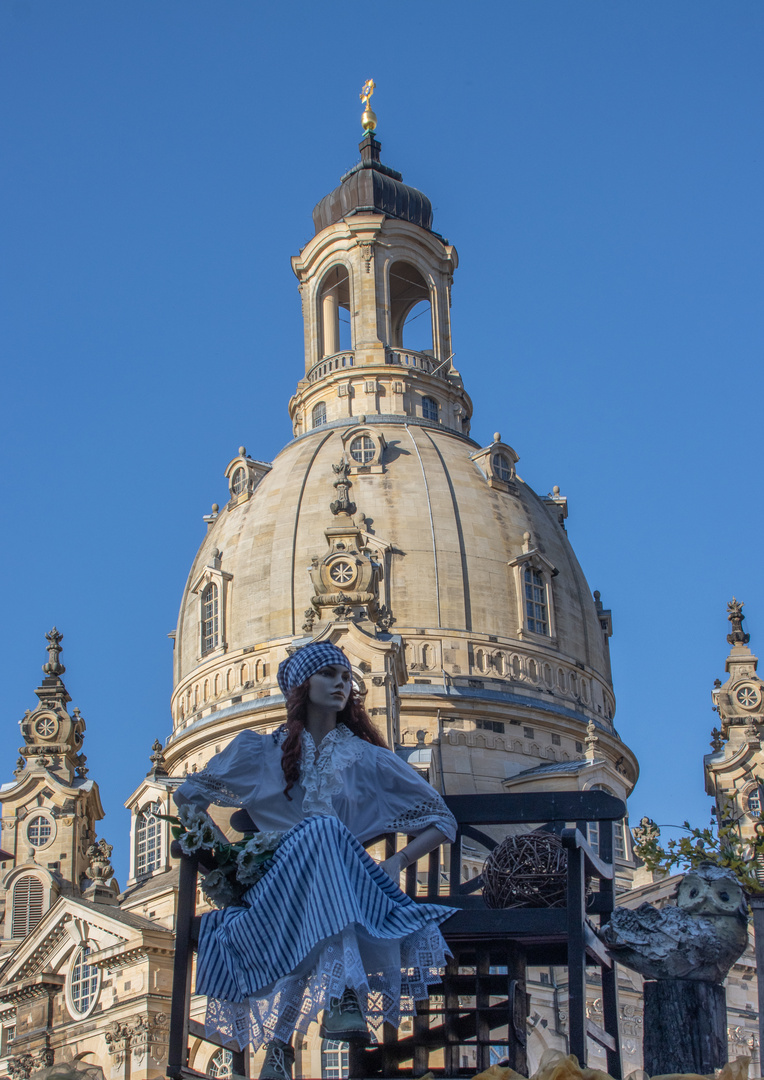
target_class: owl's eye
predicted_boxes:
[719,891,730,902]
[689,888,699,898]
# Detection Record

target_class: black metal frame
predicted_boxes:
[167,789,625,1080]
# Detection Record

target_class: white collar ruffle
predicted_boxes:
[298,724,365,816]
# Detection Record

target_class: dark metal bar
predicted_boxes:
[566,845,588,1065]
[427,847,439,899]
[405,834,417,897]
[413,999,430,1076]
[476,949,491,1072]
[168,852,200,1078]
[444,791,626,824]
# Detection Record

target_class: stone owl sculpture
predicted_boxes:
[598,862,749,983]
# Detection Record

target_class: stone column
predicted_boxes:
[322,291,339,357]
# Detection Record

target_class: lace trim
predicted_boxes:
[299,725,365,816]
[180,771,244,809]
[203,923,450,1050]
[384,798,458,842]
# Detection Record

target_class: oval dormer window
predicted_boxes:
[231,467,247,496]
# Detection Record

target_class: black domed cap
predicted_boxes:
[312,134,433,235]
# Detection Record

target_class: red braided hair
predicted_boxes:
[281,683,388,799]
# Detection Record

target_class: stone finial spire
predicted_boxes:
[585,719,600,759]
[43,627,65,676]
[330,460,356,517]
[727,598,751,645]
[148,738,167,777]
[82,838,118,904]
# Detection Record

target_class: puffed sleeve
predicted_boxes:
[374,749,458,842]
[173,731,263,810]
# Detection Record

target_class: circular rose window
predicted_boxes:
[736,684,761,710]
[329,561,356,587]
[34,716,58,739]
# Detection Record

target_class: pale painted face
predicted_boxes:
[307,664,352,713]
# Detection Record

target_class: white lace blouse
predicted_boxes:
[175,724,457,844]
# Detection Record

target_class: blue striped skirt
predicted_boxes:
[196,814,456,1049]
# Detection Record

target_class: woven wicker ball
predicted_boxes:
[482,831,568,909]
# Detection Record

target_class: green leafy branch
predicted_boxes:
[632,802,764,896]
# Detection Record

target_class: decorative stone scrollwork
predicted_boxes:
[105,1015,169,1067]
[330,461,356,517]
[376,605,395,631]
[8,1048,54,1079]
[727,598,751,645]
[307,462,382,626]
[86,839,114,883]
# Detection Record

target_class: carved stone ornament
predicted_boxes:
[149,738,167,776]
[727,597,751,645]
[8,1049,54,1079]
[43,628,65,677]
[86,838,114,883]
[330,460,356,517]
[105,1015,168,1067]
[357,239,375,273]
[307,464,382,624]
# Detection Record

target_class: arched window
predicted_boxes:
[11,875,44,937]
[389,261,432,353]
[321,1040,349,1079]
[349,435,375,464]
[524,567,548,635]
[209,1049,233,1078]
[27,813,53,848]
[587,785,626,860]
[68,946,100,1016]
[493,453,513,483]
[135,802,162,877]
[318,265,351,357]
[748,787,762,816]
[422,396,438,422]
[312,401,327,428]
[201,583,219,654]
[231,467,247,496]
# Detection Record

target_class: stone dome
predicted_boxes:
[165,130,637,801]
[172,419,616,731]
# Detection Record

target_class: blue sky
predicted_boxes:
[1,1,762,881]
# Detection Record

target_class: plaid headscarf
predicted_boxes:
[277,642,353,695]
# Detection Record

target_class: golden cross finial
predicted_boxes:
[360,79,377,133]
[360,79,375,109]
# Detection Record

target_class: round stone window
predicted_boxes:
[736,684,761,710]
[231,467,247,496]
[329,560,356,587]
[27,813,54,849]
[34,716,58,740]
[493,453,513,483]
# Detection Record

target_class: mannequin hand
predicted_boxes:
[379,852,407,880]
